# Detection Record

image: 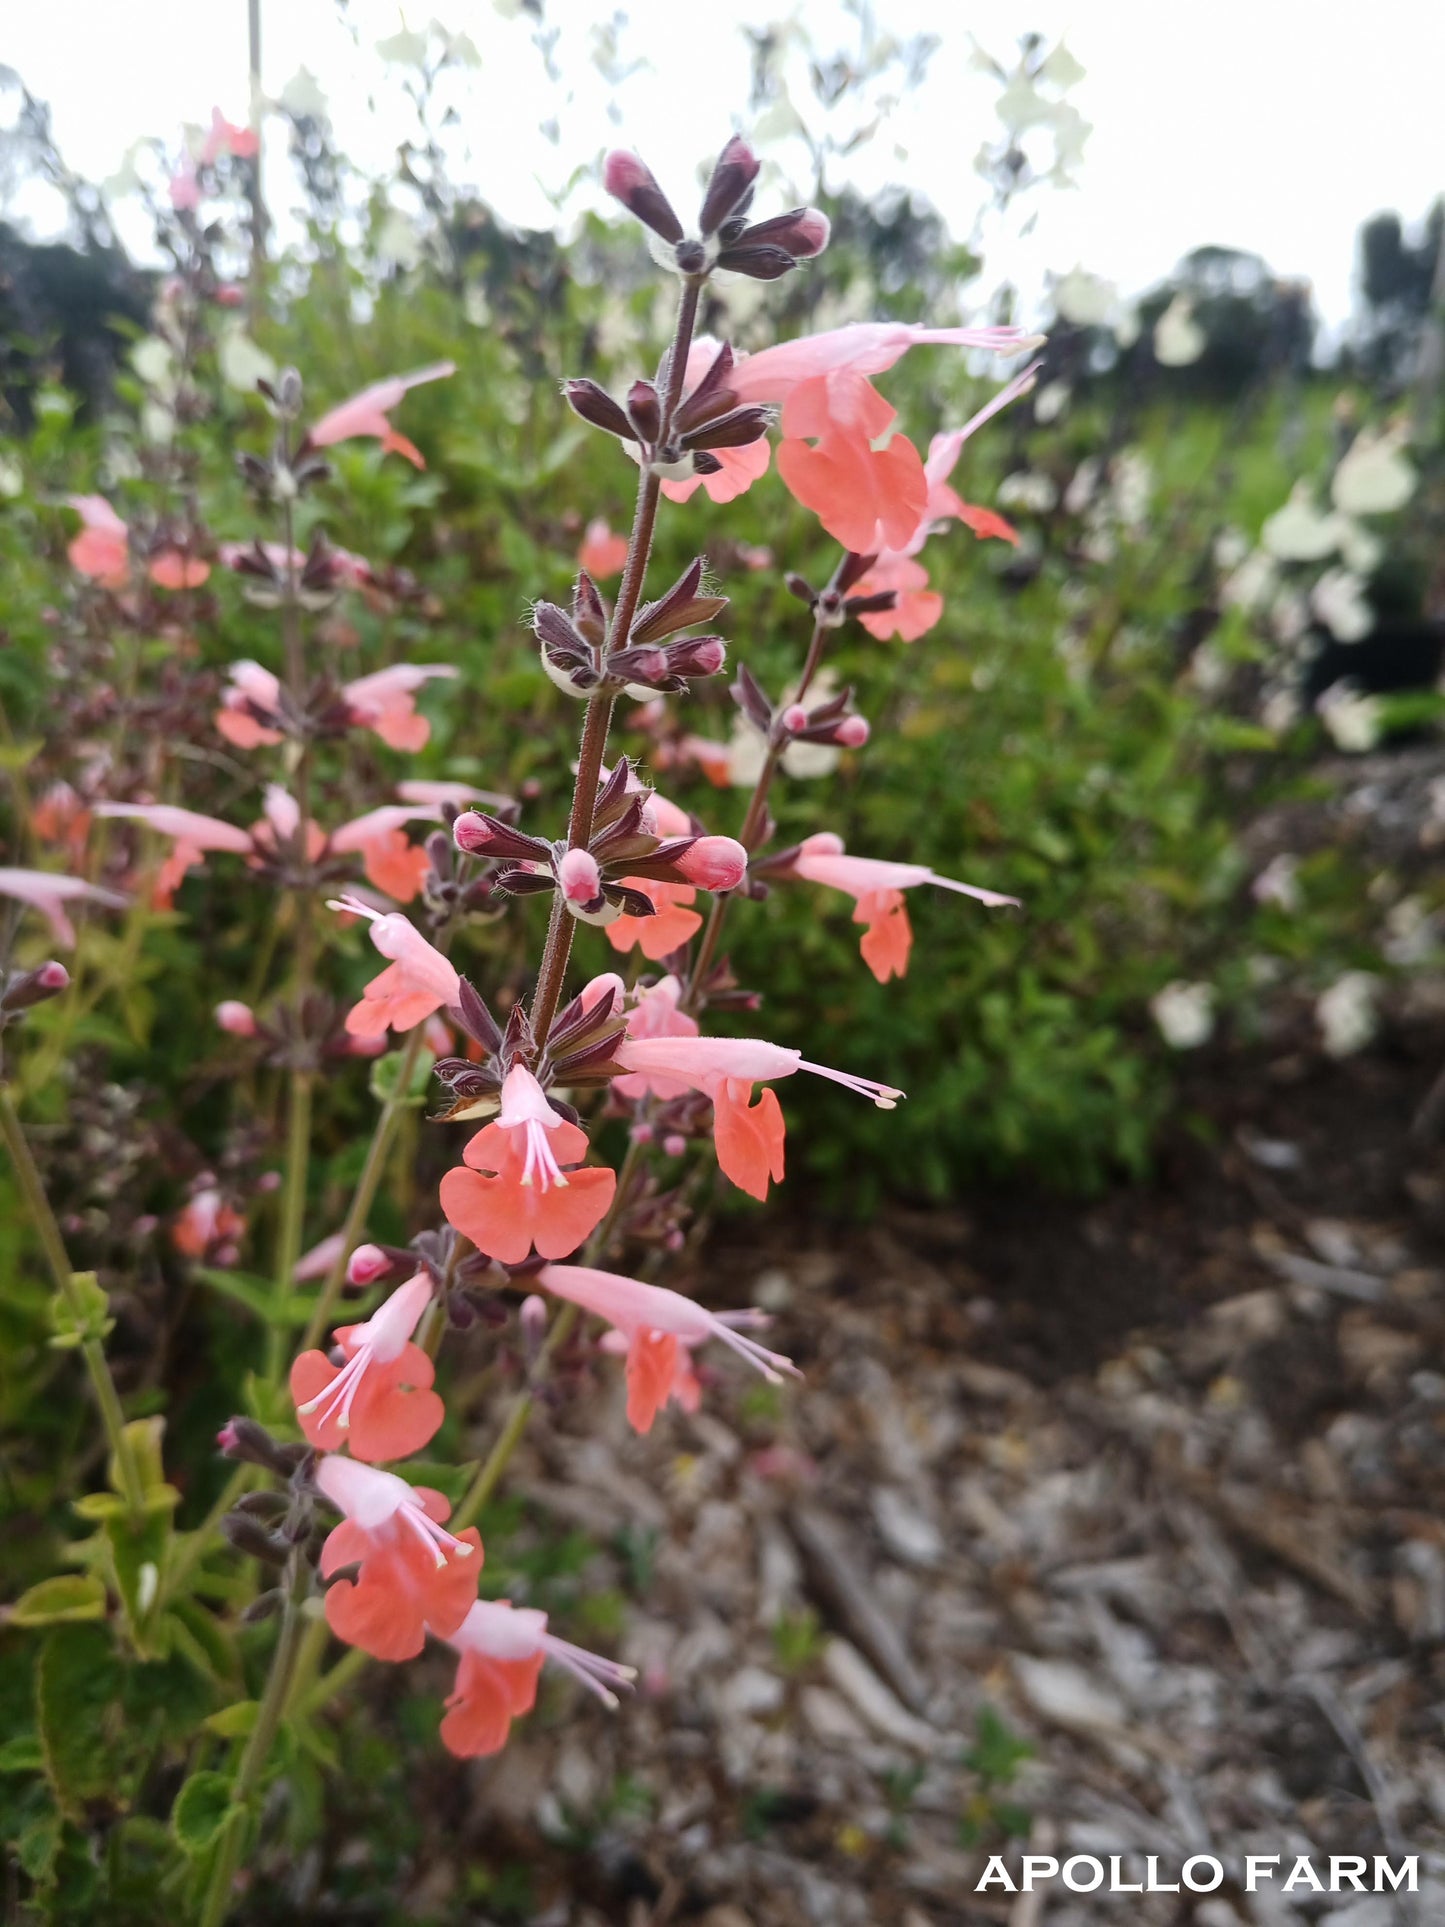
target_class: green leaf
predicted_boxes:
[35,1624,127,1813]
[368,1044,435,1106]
[196,1266,318,1326]
[171,1770,235,1855]
[9,1574,108,1627]
[0,1735,45,1772]
[204,1700,259,1740]
[48,1271,113,1350]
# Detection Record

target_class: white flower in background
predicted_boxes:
[376,26,430,65]
[1079,525,1117,564]
[1316,971,1381,1057]
[375,208,424,271]
[1310,567,1372,642]
[1110,450,1152,527]
[1262,686,1301,733]
[1063,458,1100,516]
[278,68,328,118]
[1331,424,1416,517]
[132,337,175,390]
[217,322,276,394]
[729,671,846,786]
[1189,642,1230,694]
[1040,41,1086,87]
[1113,306,1141,349]
[997,472,1058,514]
[1153,296,1206,367]
[1034,381,1069,424]
[1150,981,1215,1050]
[1052,268,1116,327]
[102,141,148,199]
[1261,483,1344,561]
[1221,548,1278,612]
[0,454,22,499]
[1316,680,1383,753]
[1338,519,1383,575]
[141,402,175,445]
[1252,853,1301,910]
[1383,895,1437,966]
[1213,527,1250,572]
[463,285,491,328]
[752,95,806,144]
[1270,589,1310,643]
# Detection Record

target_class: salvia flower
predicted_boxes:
[315,1454,480,1661]
[576,517,629,580]
[439,1065,616,1264]
[538,1263,799,1433]
[439,1599,636,1758]
[331,896,461,1038]
[340,664,458,752]
[611,1034,903,1200]
[0,866,127,947]
[291,1272,443,1462]
[773,832,1019,983]
[565,338,770,491]
[66,495,130,588]
[306,362,457,469]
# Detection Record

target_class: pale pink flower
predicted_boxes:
[577,517,629,579]
[315,1455,480,1661]
[293,1230,346,1280]
[308,363,457,469]
[613,976,700,1101]
[215,659,285,748]
[538,1262,798,1432]
[330,804,442,903]
[94,801,254,908]
[0,867,126,947]
[67,496,129,588]
[331,895,461,1038]
[341,664,458,752]
[439,1599,635,1758]
[292,1272,442,1462]
[727,322,1042,403]
[396,779,515,813]
[148,549,211,591]
[199,107,258,166]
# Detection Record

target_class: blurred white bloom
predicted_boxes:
[1213,527,1249,572]
[1153,296,1205,367]
[1262,686,1301,733]
[1310,567,1372,643]
[995,74,1057,135]
[1040,41,1086,88]
[752,96,805,145]
[997,471,1057,513]
[375,209,424,270]
[1079,526,1117,563]
[1316,680,1383,753]
[217,323,276,394]
[1261,483,1344,562]
[1110,449,1152,527]
[433,21,482,65]
[1221,548,1277,611]
[1189,642,1230,694]
[102,141,148,198]
[141,402,175,446]
[1337,519,1383,575]
[1053,267,1116,327]
[279,68,328,118]
[1034,381,1069,423]
[1150,981,1215,1050]
[1113,306,1141,349]
[1316,971,1380,1057]
[376,27,429,65]
[1252,853,1301,910]
[1063,457,1100,515]
[1048,103,1092,181]
[1331,424,1415,516]
[463,285,491,328]
[1383,895,1437,966]
[1270,589,1310,643]
[131,337,174,389]
[0,454,21,499]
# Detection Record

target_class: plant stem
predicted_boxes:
[450,1304,579,1534]
[528,277,702,1046]
[162,1464,252,1607]
[0,1081,147,1516]
[198,1591,306,1927]
[265,1067,313,1378]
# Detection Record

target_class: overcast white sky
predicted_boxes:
[4,0,1443,328]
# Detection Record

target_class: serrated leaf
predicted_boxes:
[9,1574,108,1627]
[35,1624,127,1813]
[171,1770,235,1855]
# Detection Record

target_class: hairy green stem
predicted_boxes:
[0,1081,147,1516]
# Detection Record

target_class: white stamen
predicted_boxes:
[797,1058,905,1109]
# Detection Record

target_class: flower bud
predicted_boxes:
[1,960,69,1013]
[453,810,494,854]
[835,715,869,748]
[780,704,809,734]
[603,150,683,244]
[557,846,604,907]
[215,999,258,1036]
[663,1134,688,1158]
[699,135,760,236]
[674,835,747,891]
[347,1242,393,1286]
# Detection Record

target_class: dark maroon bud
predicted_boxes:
[699,134,761,236]
[216,1416,302,1473]
[563,379,634,440]
[732,662,774,731]
[234,1489,290,1520]
[534,600,588,656]
[449,977,503,1054]
[683,404,770,452]
[673,238,708,275]
[732,207,830,258]
[222,1513,290,1565]
[690,451,723,476]
[845,590,899,618]
[835,551,878,594]
[240,1590,283,1624]
[673,342,737,434]
[453,811,551,863]
[276,367,304,419]
[603,150,683,243]
[715,245,798,281]
[784,572,815,603]
[630,558,728,645]
[608,644,670,687]
[572,570,608,647]
[626,379,661,444]
[667,636,727,679]
[2,961,69,1013]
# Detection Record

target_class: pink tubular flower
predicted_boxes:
[726,322,1043,403]
[315,1455,480,1662]
[341,664,458,753]
[439,1599,635,1759]
[148,549,211,591]
[95,800,254,908]
[199,107,258,166]
[67,496,130,588]
[291,1272,443,1462]
[308,363,457,469]
[603,879,702,960]
[329,804,441,903]
[0,868,126,948]
[537,1263,799,1433]
[849,555,943,643]
[784,832,1018,983]
[332,895,461,1038]
[612,976,699,1101]
[172,1185,245,1260]
[577,518,629,580]
[215,659,285,748]
[776,371,927,555]
[612,1035,903,1201]
[439,1065,616,1265]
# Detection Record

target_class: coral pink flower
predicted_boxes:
[31,782,92,860]
[66,496,130,588]
[726,322,1042,403]
[439,1065,616,1264]
[148,549,212,590]
[603,879,702,960]
[291,1272,443,1463]
[776,370,928,554]
[248,786,327,865]
[94,802,253,908]
[169,160,201,213]
[330,804,441,903]
[341,664,458,752]
[577,517,629,579]
[613,976,700,1101]
[215,660,285,748]
[315,1455,480,1661]
[308,363,457,469]
[784,832,1018,983]
[199,107,258,166]
[439,1599,635,1758]
[612,1035,903,1201]
[332,896,461,1038]
[172,1186,246,1260]
[849,555,943,643]
[537,1264,799,1433]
